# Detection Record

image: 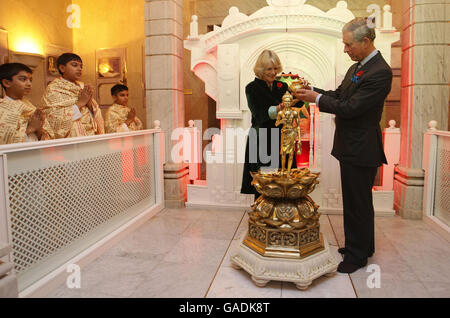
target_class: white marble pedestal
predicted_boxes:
[230,236,338,290]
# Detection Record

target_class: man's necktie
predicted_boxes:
[354,62,361,75]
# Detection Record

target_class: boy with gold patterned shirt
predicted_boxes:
[40,53,104,139]
[105,84,143,133]
[0,63,53,144]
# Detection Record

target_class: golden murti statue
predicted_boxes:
[243,79,324,259]
[231,76,337,290]
[276,91,302,176]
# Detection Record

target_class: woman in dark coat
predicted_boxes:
[240,50,303,199]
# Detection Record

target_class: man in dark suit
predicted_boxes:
[296,17,393,273]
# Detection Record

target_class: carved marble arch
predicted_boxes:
[192,60,218,101]
[184,1,359,122]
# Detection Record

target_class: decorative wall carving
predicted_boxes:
[217,44,241,118]
[95,48,127,108]
[0,29,9,99]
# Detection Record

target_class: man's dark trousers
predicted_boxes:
[339,162,378,266]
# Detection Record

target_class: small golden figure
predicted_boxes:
[47,57,59,76]
[275,91,302,176]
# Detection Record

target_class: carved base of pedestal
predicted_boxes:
[243,224,324,259]
[230,235,338,290]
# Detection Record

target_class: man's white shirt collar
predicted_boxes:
[360,49,379,67]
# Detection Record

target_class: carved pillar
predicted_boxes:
[145,0,188,207]
[217,44,241,119]
[395,0,449,219]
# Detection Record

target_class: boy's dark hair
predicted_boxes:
[111,84,128,96]
[0,63,33,89]
[56,53,82,75]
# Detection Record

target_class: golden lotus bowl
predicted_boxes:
[244,168,323,258]
[250,168,319,199]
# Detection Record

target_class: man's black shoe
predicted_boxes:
[337,261,367,274]
[338,247,373,257]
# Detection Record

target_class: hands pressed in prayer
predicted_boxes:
[295,88,319,103]
[77,84,94,110]
[86,85,95,112]
[126,108,137,126]
[26,109,45,135]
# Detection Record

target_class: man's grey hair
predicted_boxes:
[342,17,376,42]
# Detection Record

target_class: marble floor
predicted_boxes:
[48,207,450,298]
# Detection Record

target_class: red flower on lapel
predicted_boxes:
[277,82,283,88]
[356,70,364,77]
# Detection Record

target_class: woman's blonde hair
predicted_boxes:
[253,50,283,79]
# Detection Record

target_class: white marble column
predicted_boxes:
[145,0,188,208]
[394,0,449,219]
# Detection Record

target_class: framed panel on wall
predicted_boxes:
[95,48,127,108]
[142,45,146,108]
[0,29,9,98]
[0,29,8,64]
[44,45,70,86]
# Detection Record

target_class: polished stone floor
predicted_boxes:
[49,207,450,298]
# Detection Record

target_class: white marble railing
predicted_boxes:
[183,120,202,182]
[0,129,165,297]
[380,120,401,191]
[422,121,450,239]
